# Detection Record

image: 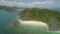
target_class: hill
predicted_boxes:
[19,8,60,31]
[0,6,17,12]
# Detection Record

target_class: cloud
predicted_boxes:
[0,0,54,8]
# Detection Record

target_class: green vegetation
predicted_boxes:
[19,8,60,23]
[19,8,60,31]
[0,6,17,12]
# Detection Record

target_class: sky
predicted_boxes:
[0,0,60,8]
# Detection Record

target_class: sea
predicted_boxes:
[0,9,23,34]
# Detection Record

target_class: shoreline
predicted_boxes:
[18,20,48,26]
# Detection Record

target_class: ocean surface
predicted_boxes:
[0,9,23,34]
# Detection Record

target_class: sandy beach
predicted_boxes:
[19,20,47,26]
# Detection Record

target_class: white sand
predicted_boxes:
[19,20,47,26]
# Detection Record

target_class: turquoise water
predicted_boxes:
[0,9,23,25]
[13,24,49,34]
[0,9,23,34]
[13,24,60,34]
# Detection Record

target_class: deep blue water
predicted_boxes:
[0,9,23,34]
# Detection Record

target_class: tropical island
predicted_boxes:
[19,8,60,31]
[0,6,60,34]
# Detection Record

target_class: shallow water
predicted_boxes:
[13,24,49,34]
[16,24,60,34]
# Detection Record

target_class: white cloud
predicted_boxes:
[0,0,54,8]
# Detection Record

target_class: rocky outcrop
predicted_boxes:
[49,17,60,31]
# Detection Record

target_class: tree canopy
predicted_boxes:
[19,8,60,24]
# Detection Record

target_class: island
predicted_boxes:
[19,8,60,31]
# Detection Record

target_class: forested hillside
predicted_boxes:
[19,8,60,31]
[0,6,17,12]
